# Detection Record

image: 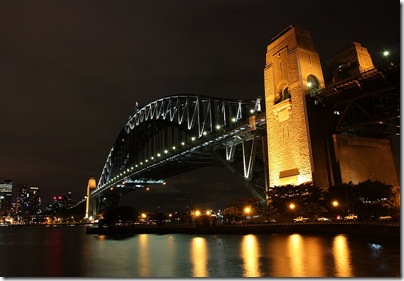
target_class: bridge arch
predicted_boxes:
[89,95,267,216]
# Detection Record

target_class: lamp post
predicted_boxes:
[244,207,251,219]
[332,200,340,220]
[289,203,296,218]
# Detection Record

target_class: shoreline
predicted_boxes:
[85,222,400,238]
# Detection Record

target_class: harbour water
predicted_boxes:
[0,225,400,277]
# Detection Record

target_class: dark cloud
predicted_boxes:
[0,0,399,210]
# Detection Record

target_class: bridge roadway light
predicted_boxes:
[164,149,168,154]
[181,142,185,146]
[383,50,390,57]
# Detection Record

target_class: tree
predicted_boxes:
[303,202,328,219]
[222,206,243,222]
[385,187,400,219]
[261,203,279,221]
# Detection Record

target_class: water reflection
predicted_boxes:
[1,226,397,277]
[288,234,304,276]
[241,234,261,277]
[333,234,353,277]
[191,237,208,277]
[138,234,151,276]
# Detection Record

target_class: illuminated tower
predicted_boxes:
[264,24,325,188]
[85,177,97,219]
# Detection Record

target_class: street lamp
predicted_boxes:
[289,203,296,210]
[332,200,339,207]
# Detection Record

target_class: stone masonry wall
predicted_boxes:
[334,134,399,187]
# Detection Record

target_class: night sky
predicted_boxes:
[0,0,400,212]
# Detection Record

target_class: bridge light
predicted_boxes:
[157,153,161,157]
[383,50,390,57]
[135,164,138,167]
[162,181,167,185]
[110,187,114,191]
[127,169,130,172]
[216,125,221,130]
[191,137,196,141]
[164,150,168,154]
[131,167,134,170]
[181,142,185,146]
[172,146,176,150]
[307,81,313,88]
[203,131,207,136]
[145,159,148,162]
[250,109,255,114]
[151,156,154,160]
[231,117,236,122]
[140,162,143,165]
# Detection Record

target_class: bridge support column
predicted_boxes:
[85,177,97,219]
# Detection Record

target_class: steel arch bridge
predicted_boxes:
[88,95,269,216]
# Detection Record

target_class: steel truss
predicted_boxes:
[313,65,400,137]
[90,95,265,214]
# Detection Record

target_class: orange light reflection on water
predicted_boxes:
[191,237,208,277]
[241,234,262,277]
[138,234,151,277]
[333,234,353,277]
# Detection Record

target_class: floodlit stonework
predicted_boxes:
[264,24,399,190]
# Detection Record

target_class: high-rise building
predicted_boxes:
[46,191,73,212]
[0,180,13,214]
[16,184,41,215]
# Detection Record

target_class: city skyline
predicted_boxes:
[0,0,400,210]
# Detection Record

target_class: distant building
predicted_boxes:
[46,192,73,212]
[0,180,13,214]
[16,184,41,215]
